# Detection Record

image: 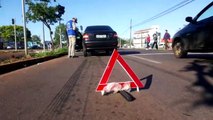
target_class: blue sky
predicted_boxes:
[0,0,212,41]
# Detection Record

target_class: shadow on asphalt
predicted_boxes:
[118,50,141,55]
[181,59,213,107]
[186,53,213,59]
[131,74,153,92]
[141,74,153,90]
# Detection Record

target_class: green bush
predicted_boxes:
[30,47,68,58]
[0,48,68,65]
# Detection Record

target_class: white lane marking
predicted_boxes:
[129,55,161,64]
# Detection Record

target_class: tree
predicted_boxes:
[0,25,31,42]
[54,23,68,47]
[31,35,41,44]
[26,0,65,49]
[118,37,128,47]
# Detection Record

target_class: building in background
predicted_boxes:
[133,25,160,48]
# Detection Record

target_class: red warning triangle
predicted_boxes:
[96,49,144,92]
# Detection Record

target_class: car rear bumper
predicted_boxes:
[84,41,118,51]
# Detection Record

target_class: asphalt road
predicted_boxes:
[0,49,212,120]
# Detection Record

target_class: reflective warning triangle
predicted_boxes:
[96,49,144,92]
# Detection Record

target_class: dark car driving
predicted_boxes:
[172,2,213,58]
[82,25,118,56]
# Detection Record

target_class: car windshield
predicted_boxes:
[85,26,113,32]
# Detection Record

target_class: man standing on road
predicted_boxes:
[152,32,158,50]
[163,30,170,50]
[66,17,77,58]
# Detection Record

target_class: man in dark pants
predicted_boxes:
[152,33,158,50]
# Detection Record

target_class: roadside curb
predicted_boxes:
[0,53,67,75]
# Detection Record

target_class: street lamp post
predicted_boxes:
[22,0,28,56]
[130,19,132,48]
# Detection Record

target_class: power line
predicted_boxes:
[133,0,195,28]
[120,0,195,38]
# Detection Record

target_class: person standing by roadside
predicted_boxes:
[66,17,77,58]
[163,30,170,50]
[145,34,150,50]
[152,32,158,50]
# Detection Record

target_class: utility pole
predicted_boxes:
[59,20,62,48]
[22,0,28,56]
[12,18,17,51]
[130,19,132,48]
[80,25,83,34]
[119,38,122,48]
[42,23,46,51]
[59,28,62,48]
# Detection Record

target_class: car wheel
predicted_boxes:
[83,45,87,57]
[173,41,187,58]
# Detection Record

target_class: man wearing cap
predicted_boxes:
[66,17,77,58]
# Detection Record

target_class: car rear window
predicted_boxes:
[85,26,113,32]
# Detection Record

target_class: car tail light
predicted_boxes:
[83,34,89,40]
[113,33,118,38]
[112,43,117,45]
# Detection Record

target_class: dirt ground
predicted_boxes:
[0,51,27,65]
[0,50,41,65]
[0,51,25,60]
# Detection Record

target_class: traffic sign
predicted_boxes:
[96,49,144,92]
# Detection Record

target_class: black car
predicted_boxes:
[82,25,118,56]
[172,2,213,58]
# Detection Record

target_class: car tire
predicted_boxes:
[83,45,87,57]
[83,49,87,57]
[173,40,187,58]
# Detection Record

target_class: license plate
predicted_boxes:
[96,34,106,38]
